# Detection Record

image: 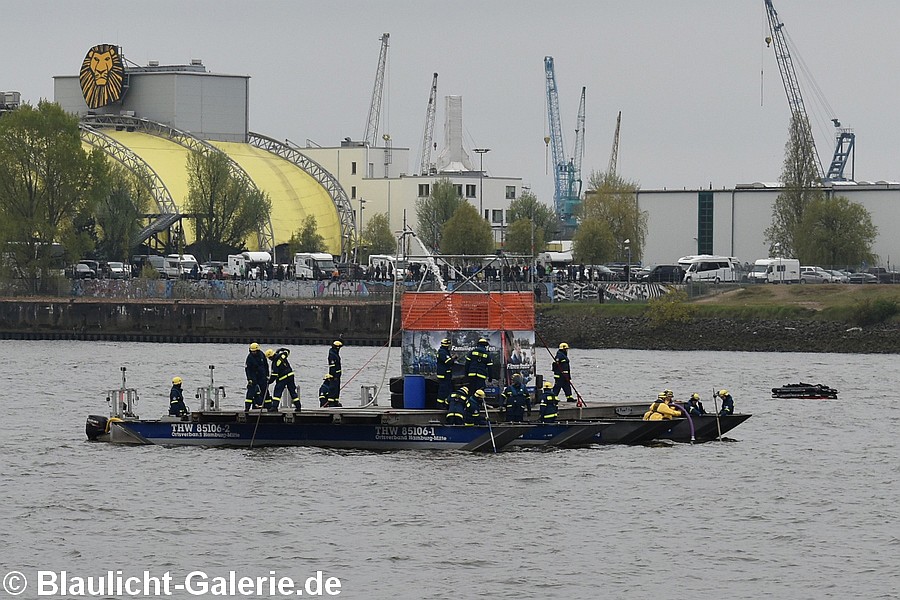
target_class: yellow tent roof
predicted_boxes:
[88,131,341,254]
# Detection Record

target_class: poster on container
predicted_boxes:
[401,329,537,396]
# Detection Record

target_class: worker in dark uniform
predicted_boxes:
[539,381,558,423]
[464,389,488,426]
[552,342,575,402]
[446,386,468,425]
[436,338,455,410]
[686,393,706,416]
[328,340,343,402]
[319,374,342,407]
[169,376,188,417]
[244,342,269,412]
[716,389,734,416]
[269,347,298,412]
[465,338,492,392]
[501,373,531,422]
[261,349,276,411]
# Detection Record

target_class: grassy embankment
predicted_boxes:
[543,284,900,325]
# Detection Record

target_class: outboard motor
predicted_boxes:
[85,415,108,440]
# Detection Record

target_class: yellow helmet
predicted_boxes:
[478,338,488,344]
[249,342,260,352]
[460,386,469,394]
[265,349,275,358]
[690,393,700,401]
[172,376,182,385]
[441,338,451,346]
[475,389,485,398]
[543,381,553,389]
[559,342,569,350]
[664,389,673,398]
[333,340,343,347]
[719,389,729,397]
[657,392,667,400]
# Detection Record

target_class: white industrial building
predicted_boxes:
[636,182,900,268]
[301,95,523,245]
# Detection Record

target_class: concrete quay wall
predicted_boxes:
[0,299,397,345]
[2,298,897,353]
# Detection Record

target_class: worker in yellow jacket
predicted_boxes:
[643,392,683,421]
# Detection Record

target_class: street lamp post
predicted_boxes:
[624,238,631,283]
[357,198,366,263]
[474,148,491,218]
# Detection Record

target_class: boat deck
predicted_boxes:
[166,401,655,426]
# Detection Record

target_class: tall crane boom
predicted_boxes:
[419,73,438,175]
[572,86,586,199]
[764,0,853,181]
[607,111,621,176]
[363,33,390,148]
[544,56,579,229]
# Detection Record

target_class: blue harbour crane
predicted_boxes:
[764,0,854,182]
[544,56,585,233]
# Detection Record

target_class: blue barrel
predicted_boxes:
[403,375,426,409]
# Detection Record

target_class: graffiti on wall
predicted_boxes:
[70,279,375,300]
[551,282,676,302]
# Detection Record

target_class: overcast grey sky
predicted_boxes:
[4,0,900,206]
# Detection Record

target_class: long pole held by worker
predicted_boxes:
[482,395,497,454]
[712,388,723,442]
[533,337,586,407]
[249,384,265,449]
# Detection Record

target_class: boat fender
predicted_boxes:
[85,415,108,440]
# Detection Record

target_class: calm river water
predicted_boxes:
[1,341,898,599]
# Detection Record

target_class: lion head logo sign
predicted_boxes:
[79,44,125,109]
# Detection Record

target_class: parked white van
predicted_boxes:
[162,254,199,279]
[294,252,335,280]
[227,251,272,279]
[749,258,800,283]
[677,255,738,283]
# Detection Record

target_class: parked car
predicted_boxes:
[848,272,878,284]
[865,267,900,283]
[67,263,96,279]
[336,262,366,280]
[77,259,99,278]
[640,264,685,283]
[105,261,129,279]
[200,261,227,278]
[590,265,622,281]
[800,266,832,284]
[826,269,849,283]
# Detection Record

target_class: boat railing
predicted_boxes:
[196,365,226,411]
[360,385,378,407]
[106,366,139,418]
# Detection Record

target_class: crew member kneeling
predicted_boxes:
[539,381,558,423]
[464,389,488,426]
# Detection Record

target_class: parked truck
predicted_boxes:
[293,252,335,280]
[227,251,272,279]
[748,257,800,283]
